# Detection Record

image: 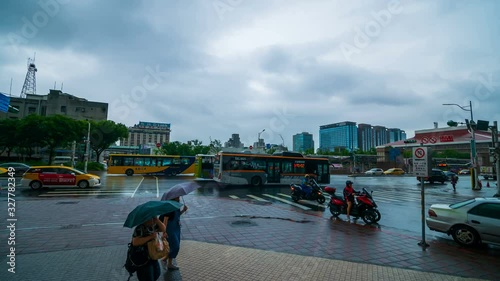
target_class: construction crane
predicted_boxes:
[20,56,37,98]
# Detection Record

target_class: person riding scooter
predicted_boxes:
[343,180,359,221]
[301,174,314,198]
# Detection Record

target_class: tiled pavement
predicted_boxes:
[0,192,499,280]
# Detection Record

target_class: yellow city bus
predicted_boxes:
[107,154,196,176]
[213,151,330,186]
[194,154,215,179]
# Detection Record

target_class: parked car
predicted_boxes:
[444,171,458,181]
[364,168,384,175]
[426,197,500,247]
[458,169,471,175]
[21,166,101,190]
[418,168,447,184]
[0,162,31,177]
[383,168,405,175]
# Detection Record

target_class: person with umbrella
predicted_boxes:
[160,196,188,270]
[124,200,182,280]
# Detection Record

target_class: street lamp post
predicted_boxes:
[84,122,90,173]
[443,101,479,190]
[257,129,265,148]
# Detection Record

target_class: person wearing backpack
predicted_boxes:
[131,216,166,281]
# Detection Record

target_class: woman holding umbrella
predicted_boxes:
[160,196,188,270]
[132,216,166,280]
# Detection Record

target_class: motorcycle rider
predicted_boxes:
[301,174,313,198]
[343,180,357,220]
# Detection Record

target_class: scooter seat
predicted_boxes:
[324,186,336,194]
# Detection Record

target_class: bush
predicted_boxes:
[75,161,105,171]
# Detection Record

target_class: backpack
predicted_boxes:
[124,243,149,280]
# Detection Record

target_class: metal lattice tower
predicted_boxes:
[20,57,37,98]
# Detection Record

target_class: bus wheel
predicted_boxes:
[250,176,262,186]
[126,169,134,176]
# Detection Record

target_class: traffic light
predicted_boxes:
[404,139,417,144]
[447,120,458,127]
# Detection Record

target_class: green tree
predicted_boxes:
[89,120,129,161]
[0,118,20,158]
[43,115,85,164]
[16,115,47,160]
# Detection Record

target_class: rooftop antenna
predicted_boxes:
[61,82,63,91]
[54,81,56,89]
[20,55,37,98]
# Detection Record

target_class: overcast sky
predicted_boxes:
[1,0,499,149]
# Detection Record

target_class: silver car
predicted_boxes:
[426,198,500,247]
[364,168,384,175]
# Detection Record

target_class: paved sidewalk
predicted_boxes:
[0,241,488,281]
[1,185,499,280]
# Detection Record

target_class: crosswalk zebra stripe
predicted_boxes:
[246,195,269,202]
[262,194,311,210]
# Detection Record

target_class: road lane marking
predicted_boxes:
[131,177,145,198]
[246,195,269,202]
[38,192,134,197]
[229,195,240,199]
[262,194,311,210]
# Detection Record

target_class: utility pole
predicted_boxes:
[492,121,500,197]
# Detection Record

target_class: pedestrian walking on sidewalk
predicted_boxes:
[132,217,166,281]
[160,196,188,271]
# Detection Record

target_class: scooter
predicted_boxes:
[324,186,381,224]
[290,179,326,204]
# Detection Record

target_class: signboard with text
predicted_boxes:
[413,147,432,177]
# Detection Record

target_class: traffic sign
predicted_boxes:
[413,147,431,177]
[156,143,161,148]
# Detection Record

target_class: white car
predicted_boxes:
[364,168,384,175]
[426,198,500,247]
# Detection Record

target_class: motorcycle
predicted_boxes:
[290,178,326,204]
[324,186,381,224]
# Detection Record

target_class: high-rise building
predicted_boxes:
[387,128,406,143]
[319,121,358,152]
[357,123,373,151]
[225,134,243,148]
[292,132,314,152]
[372,126,388,147]
[120,121,171,147]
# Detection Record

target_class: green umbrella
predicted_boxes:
[124,200,182,228]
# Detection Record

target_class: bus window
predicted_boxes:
[181,157,191,165]
[172,158,181,165]
[123,157,134,166]
[134,157,144,166]
[282,161,293,173]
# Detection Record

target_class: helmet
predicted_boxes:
[346,180,353,185]
[305,174,310,178]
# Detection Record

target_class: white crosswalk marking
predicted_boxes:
[246,194,270,202]
[262,194,311,210]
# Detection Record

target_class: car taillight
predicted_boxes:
[428,209,437,217]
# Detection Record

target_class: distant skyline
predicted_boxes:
[1,0,499,149]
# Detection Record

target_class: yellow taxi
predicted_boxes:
[383,168,405,175]
[21,166,101,190]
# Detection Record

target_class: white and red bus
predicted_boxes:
[213,151,330,186]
